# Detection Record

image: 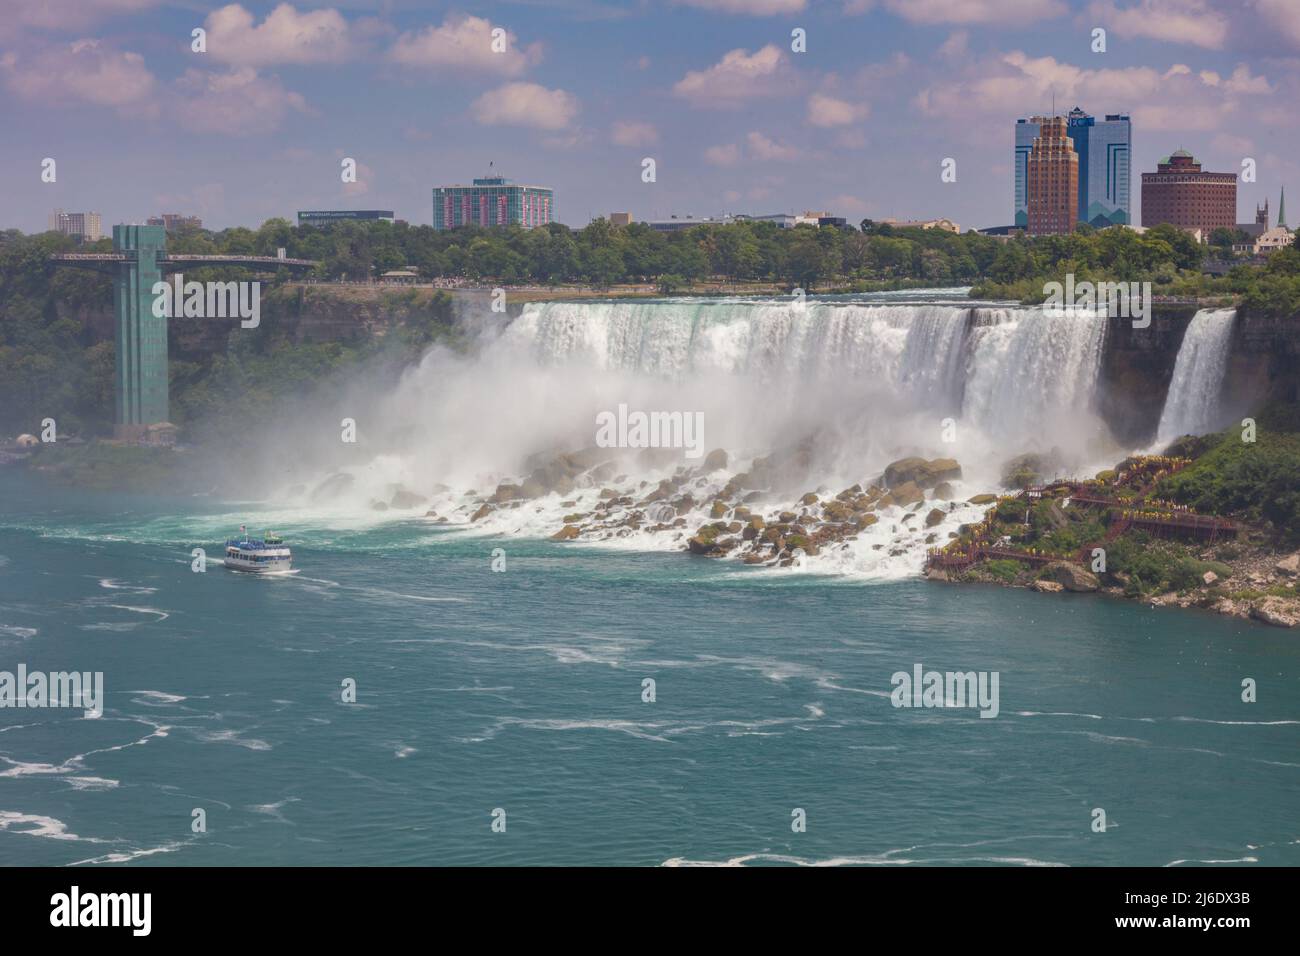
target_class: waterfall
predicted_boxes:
[1155,308,1237,445]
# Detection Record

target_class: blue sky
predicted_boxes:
[2,0,1297,233]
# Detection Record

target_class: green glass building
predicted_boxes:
[113,224,169,432]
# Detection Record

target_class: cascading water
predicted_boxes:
[279,294,1126,578]
[1155,308,1238,446]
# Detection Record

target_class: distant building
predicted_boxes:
[1016,110,1130,228]
[1235,199,1270,241]
[1026,116,1078,235]
[645,215,733,232]
[147,213,202,232]
[608,212,632,226]
[48,209,102,241]
[298,210,395,228]
[1253,188,1293,254]
[1141,150,1236,239]
[432,176,553,230]
[881,218,961,233]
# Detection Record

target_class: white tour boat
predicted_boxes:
[224,527,293,573]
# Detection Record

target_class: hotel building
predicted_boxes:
[1025,116,1078,235]
[432,176,554,230]
[1016,109,1130,228]
[1140,150,1236,238]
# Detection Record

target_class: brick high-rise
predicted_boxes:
[1140,150,1236,238]
[1026,116,1078,235]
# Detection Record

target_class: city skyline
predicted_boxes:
[3,1,1298,234]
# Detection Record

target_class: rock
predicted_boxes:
[1033,580,1065,593]
[470,503,494,522]
[702,448,728,472]
[778,511,797,524]
[388,487,426,509]
[968,493,997,505]
[887,481,925,507]
[925,567,951,582]
[710,500,729,518]
[925,507,945,528]
[857,514,879,529]
[1001,453,1044,489]
[1044,560,1099,592]
[1251,597,1299,628]
[598,488,618,499]
[551,525,581,541]
[371,500,389,512]
[800,492,819,505]
[883,457,962,489]
[932,481,955,500]
[1275,553,1300,577]
[1202,570,1219,586]
[822,500,853,523]
[748,515,766,531]
[520,477,547,499]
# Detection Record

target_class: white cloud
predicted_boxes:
[1086,0,1228,50]
[1256,0,1300,50]
[704,143,741,166]
[807,92,869,127]
[389,13,540,75]
[203,4,359,66]
[916,50,1274,135]
[677,0,807,12]
[472,82,578,130]
[0,39,155,111]
[611,120,659,146]
[938,31,969,60]
[746,131,802,161]
[174,67,310,135]
[673,44,791,107]
[0,0,162,40]
[883,0,1066,24]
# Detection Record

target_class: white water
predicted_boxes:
[266,295,1121,579]
[1155,308,1237,446]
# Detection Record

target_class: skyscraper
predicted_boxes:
[1026,116,1078,235]
[48,209,103,241]
[1015,109,1130,228]
[432,175,554,230]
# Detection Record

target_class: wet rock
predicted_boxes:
[883,457,962,489]
[710,500,729,519]
[931,481,955,500]
[925,507,945,528]
[371,500,389,512]
[1033,580,1065,593]
[968,493,997,505]
[886,481,925,507]
[389,487,426,509]
[800,492,819,505]
[552,525,581,541]
[702,448,728,472]
[470,503,494,522]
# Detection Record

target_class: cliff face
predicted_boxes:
[1100,305,1299,445]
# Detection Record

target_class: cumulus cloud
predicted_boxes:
[916,50,1274,134]
[611,120,659,146]
[0,0,162,40]
[389,13,541,75]
[673,44,792,107]
[704,143,741,166]
[746,131,803,161]
[677,0,807,12]
[883,0,1065,24]
[202,4,360,66]
[0,39,155,111]
[1256,0,1300,50]
[1086,0,1228,50]
[174,67,311,135]
[471,82,578,130]
[807,92,869,127]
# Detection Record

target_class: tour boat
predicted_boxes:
[224,527,293,573]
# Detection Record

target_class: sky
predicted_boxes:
[2,0,1298,233]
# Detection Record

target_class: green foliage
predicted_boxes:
[1155,404,1300,541]
[982,559,1025,582]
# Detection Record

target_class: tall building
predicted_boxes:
[48,209,103,241]
[1016,109,1130,228]
[147,213,203,232]
[1026,116,1078,235]
[298,210,395,228]
[1140,150,1236,238]
[432,176,554,230]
